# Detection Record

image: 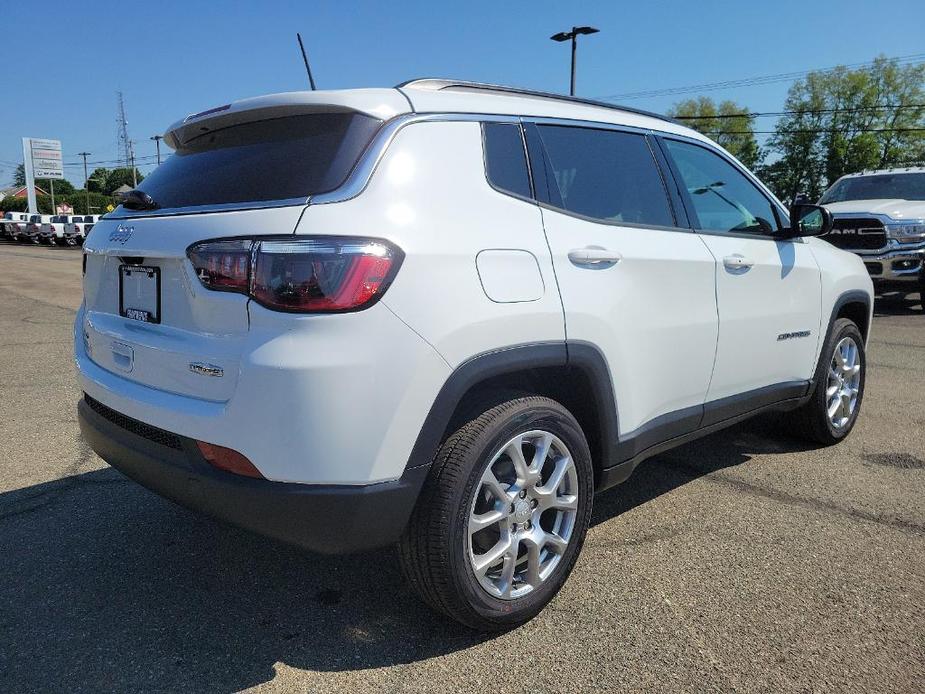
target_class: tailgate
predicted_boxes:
[81,206,305,401]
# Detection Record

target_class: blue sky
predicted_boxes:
[3,0,924,186]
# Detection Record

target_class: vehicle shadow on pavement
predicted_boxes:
[590,415,817,528]
[0,460,488,691]
[873,289,923,316]
[0,418,812,691]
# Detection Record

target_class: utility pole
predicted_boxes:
[78,151,91,214]
[550,26,600,96]
[50,179,55,214]
[129,140,137,187]
[150,135,163,165]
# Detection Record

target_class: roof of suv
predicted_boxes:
[164,79,708,149]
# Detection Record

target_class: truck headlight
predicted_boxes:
[886,221,925,242]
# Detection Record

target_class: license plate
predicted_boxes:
[119,265,161,323]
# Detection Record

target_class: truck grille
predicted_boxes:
[823,218,887,251]
[84,394,183,450]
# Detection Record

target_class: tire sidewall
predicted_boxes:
[445,400,593,628]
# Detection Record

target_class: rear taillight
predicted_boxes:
[187,236,403,313]
[187,239,251,293]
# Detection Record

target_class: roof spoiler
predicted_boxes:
[162,89,411,149]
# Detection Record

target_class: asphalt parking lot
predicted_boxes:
[0,241,923,693]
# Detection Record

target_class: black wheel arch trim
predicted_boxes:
[404,342,570,472]
[823,289,872,345]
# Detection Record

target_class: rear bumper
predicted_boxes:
[78,395,429,554]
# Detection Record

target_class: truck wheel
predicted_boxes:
[789,318,865,445]
[919,272,925,312]
[399,396,594,631]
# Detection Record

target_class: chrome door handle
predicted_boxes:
[723,254,754,270]
[568,248,623,266]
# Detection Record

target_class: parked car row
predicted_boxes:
[1,212,101,246]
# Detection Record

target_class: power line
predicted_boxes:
[597,53,925,101]
[60,154,160,168]
[703,127,925,135]
[676,104,925,120]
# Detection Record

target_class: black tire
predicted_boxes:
[789,318,866,445]
[919,273,925,313]
[399,395,594,631]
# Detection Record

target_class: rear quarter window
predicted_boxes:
[482,123,532,199]
[134,113,382,210]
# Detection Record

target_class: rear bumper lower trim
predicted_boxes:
[78,395,429,554]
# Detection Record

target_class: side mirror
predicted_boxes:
[787,202,832,238]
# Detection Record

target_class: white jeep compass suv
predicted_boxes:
[76,79,873,630]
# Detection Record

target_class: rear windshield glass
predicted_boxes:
[134,113,381,209]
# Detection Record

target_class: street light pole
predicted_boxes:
[150,135,163,165]
[550,26,600,96]
[78,151,91,214]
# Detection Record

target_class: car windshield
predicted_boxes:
[820,172,925,203]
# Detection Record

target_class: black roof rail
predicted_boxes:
[397,78,680,125]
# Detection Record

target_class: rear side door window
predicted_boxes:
[533,125,675,228]
[662,139,780,235]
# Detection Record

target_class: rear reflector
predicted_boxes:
[196,440,264,478]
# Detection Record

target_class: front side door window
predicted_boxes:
[663,139,779,235]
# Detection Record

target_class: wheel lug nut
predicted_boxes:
[525,521,532,530]
[519,490,527,499]
[531,499,538,508]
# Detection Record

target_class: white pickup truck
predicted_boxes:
[63,215,101,245]
[819,167,925,309]
[40,215,82,245]
[1,211,31,240]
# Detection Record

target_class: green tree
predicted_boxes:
[765,56,925,201]
[86,167,110,194]
[669,97,761,169]
[39,178,76,195]
[13,163,25,187]
[103,167,144,194]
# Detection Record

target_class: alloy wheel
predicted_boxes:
[467,430,579,600]
[826,336,862,429]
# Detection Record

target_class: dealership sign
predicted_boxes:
[21,137,64,213]
[27,138,64,179]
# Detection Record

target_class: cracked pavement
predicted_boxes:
[0,243,923,693]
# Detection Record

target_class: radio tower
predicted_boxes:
[116,91,132,168]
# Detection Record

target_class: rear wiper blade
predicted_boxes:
[122,190,160,211]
